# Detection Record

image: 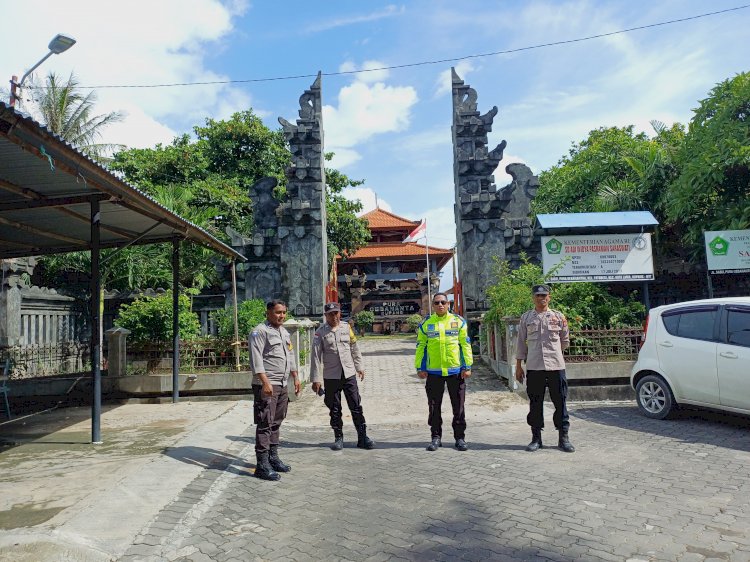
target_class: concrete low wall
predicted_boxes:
[115,372,252,395]
[481,348,635,402]
[566,361,634,380]
[5,363,311,401]
[478,320,637,401]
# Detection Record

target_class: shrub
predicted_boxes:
[115,291,201,343]
[353,310,375,335]
[486,253,645,331]
[406,313,424,332]
[212,299,267,340]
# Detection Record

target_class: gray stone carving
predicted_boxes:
[451,68,540,312]
[222,74,328,317]
[223,176,283,303]
[276,73,328,317]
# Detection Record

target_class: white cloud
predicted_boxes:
[344,188,393,215]
[495,154,530,188]
[0,0,252,150]
[322,72,418,169]
[339,60,391,84]
[305,5,405,33]
[434,60,476,98]
[327,148,362,170]
[98,102,177,150]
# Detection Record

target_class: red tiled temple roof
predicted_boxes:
[361,208,421,230]
[344,242,452,269]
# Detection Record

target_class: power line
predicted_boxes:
[30,4,749,91]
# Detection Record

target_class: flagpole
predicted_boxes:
[425,221,431,315]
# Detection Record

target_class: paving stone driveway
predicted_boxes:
[122,338,750,562]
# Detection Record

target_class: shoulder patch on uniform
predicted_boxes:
[251,331,259,337]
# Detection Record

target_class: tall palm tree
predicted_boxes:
[24,71,125,162]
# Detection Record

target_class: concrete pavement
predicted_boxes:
[1,336,750,561]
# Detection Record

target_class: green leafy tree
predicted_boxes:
[112,111,290,235]
[39,113,371,292]
[115,291,201,343]
[486,254,644,330]
[325,161,371,266]
[212,299,267,340]
[534,125,682,217]
[666,71,750,254]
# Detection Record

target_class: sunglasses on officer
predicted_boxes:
[433,299,448,305]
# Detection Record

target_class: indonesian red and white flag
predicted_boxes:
[404,219,426,243]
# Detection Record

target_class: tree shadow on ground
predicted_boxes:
[380,497,568,561]
[163,445,255,476]
[572,404,750,452]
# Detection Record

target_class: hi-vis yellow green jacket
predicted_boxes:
[415,312,473,376]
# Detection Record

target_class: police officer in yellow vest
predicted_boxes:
[415,292,473,451]
[515,284,575,453]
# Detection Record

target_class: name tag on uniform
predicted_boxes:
[445,330,458,336]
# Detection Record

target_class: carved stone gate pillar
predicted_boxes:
[451,69,540,314]
[277,73,328,317]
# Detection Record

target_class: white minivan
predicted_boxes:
[630,297,750,419]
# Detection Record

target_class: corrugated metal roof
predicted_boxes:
[536,211,659,230]
[0,101,244,261]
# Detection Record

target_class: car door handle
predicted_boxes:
[658,341,674,348]
[719,351,738,359]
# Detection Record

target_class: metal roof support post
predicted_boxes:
[172,238,180,404]
[230,260,241,372]
[90,199,102,444]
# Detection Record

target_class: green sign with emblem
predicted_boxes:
[704,230,750,273]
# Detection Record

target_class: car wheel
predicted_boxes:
[635,374,676,419]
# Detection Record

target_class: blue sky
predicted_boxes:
[2,1,749,284]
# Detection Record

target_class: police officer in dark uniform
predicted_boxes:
[249,300,301,481]
[515,284,575,453]
[310,302,374,451]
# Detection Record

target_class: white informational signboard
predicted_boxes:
[542,233,654,282]
[704,229,750,274]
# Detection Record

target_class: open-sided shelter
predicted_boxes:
[0,101,245,442]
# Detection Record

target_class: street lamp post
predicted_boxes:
[9,33,76,107]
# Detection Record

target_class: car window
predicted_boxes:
[662,314,679,335]
[726,308,750,347]
[661,308,717,341]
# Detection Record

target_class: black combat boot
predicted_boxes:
[254,451,281,481]
[356,424,375,449]
[455,438,468,451]
[526,428,543,452]
[558,430,575,453]
[269,444,291,472]
[331,428,344,451]
[426,436,442,451]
